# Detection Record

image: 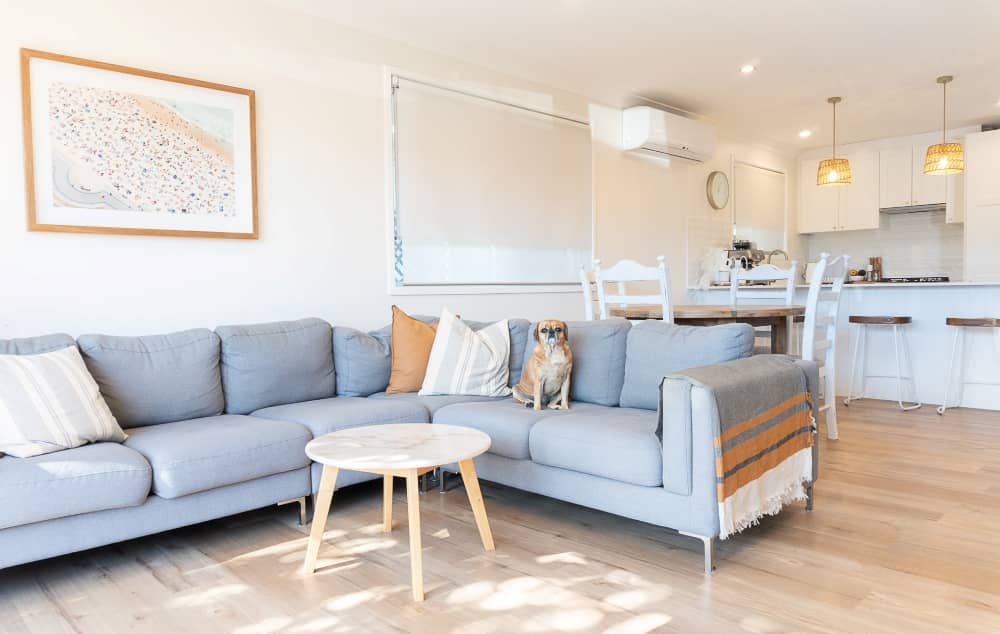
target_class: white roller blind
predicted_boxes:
[392,76,593,286]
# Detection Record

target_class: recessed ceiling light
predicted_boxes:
[798,130,812,138]
[739,64,756,74]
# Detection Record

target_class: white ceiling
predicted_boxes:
[280,0,1000,152]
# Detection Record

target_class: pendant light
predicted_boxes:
[924,75,964,175]
[817,97,851,186]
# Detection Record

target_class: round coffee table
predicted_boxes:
[302,423,494,601]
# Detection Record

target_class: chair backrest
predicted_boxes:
[729,262,799,307]
[579,268,598,321]
[594,256,673,323]
[801,252,850,363]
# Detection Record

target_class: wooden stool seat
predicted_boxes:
[849,315,912,325]
[945,317,1000,328]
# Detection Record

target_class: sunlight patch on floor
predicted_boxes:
[536,552,588,565]
[166,583,246,608]
[233,616,292,634]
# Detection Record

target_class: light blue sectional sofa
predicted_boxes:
[0,316,818,573]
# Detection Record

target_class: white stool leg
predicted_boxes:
[893,325,921,411]
[937,327,962,415]
[843,323,865,406]
[901,326,921,409]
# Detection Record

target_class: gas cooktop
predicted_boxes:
[881,276,950,283]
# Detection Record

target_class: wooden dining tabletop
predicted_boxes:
[610,304,806,353]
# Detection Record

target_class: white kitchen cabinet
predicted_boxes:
[879,145,913,208]
[839,149,880,231]
[911,142,947,206]
[798,158,839,233]
[879,140,951,209]
[798,149,879,233]
[945,173,964,223]
[963,129,1000,281]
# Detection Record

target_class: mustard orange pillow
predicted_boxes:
[385,305,438,394]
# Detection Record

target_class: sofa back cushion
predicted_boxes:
[525,318,630,406]
[216,318,334,414]
[77,329,224,427]
[0,333,75,355]
[619,321,754,410]
[334,317,531,397]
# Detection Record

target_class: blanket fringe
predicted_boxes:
[720,476,811,540]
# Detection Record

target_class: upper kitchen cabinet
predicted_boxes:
[964,129,1000,282]
[879,145,913,208]
[879,134,957,211]
[798,147,879,233]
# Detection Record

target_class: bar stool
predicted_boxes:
[937,317,1000,415]
[843,315,921,411]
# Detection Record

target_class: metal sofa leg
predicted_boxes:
[680,531,716,574]
[439,469,450,493]
[278,496,308,527]
[805,483,815,512]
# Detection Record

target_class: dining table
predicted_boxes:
[610,304,806,354]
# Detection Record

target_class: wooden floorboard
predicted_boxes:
[2,399,999,633]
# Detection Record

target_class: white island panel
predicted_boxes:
[688,283,1000,411]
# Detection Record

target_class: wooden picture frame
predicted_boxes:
[20,48,258,239]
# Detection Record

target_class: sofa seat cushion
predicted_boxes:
[124,415,310,499]
[251,397,428,438]
[370,391,503,415]
[434,400,604,460]
[0,443,151,529]
[528,407,662,486]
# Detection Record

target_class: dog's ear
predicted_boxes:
[534,322,542,344]
[561,322,569,342]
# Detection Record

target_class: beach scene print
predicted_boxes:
[48,81,236,216]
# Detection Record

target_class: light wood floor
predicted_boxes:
[2,400,999,633]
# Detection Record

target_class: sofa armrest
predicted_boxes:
[658,356,821,497]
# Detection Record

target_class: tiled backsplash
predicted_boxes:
[805,210,963,278]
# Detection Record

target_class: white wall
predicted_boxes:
[591,104,801,295]
[1,0,795,337]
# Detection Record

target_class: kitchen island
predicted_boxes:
[688,282,1000,411]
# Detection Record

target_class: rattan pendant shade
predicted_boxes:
[924,76,964,175]
[817,97,851,186]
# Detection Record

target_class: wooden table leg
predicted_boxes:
[303,466,338,575]
[382,474,393,533]
[458,459,495,551]
[405,469,424,602]
[771,317,789,354]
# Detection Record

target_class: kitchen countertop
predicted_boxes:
[691,280,1000,290]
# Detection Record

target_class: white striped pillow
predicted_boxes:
[419,309,512,397]
[0,346,126,458]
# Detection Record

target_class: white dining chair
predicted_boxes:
[800,252,850,439]
[729,262,799,307]
[730,261,799,352]
[594,256,673,323]
[579,268,598,320]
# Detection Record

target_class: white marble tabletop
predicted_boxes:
[305,423,491,471]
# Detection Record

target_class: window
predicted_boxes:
[390,75,592,290]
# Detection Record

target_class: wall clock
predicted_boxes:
[706,170,730,210]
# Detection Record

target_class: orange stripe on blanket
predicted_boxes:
[719,392,810,445]
[721,432,812,499]
[722,410,813,466]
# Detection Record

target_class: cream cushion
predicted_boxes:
[0,346,126,458]
[420,309,512,397]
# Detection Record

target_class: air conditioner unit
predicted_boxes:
[622,106,716,163]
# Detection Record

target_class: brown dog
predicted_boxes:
[513,320,573,410]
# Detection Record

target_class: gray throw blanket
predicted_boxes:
[660,355,815,538]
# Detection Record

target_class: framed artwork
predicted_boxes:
[20,49,258,239]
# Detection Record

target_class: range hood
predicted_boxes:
[880,203,946,215]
